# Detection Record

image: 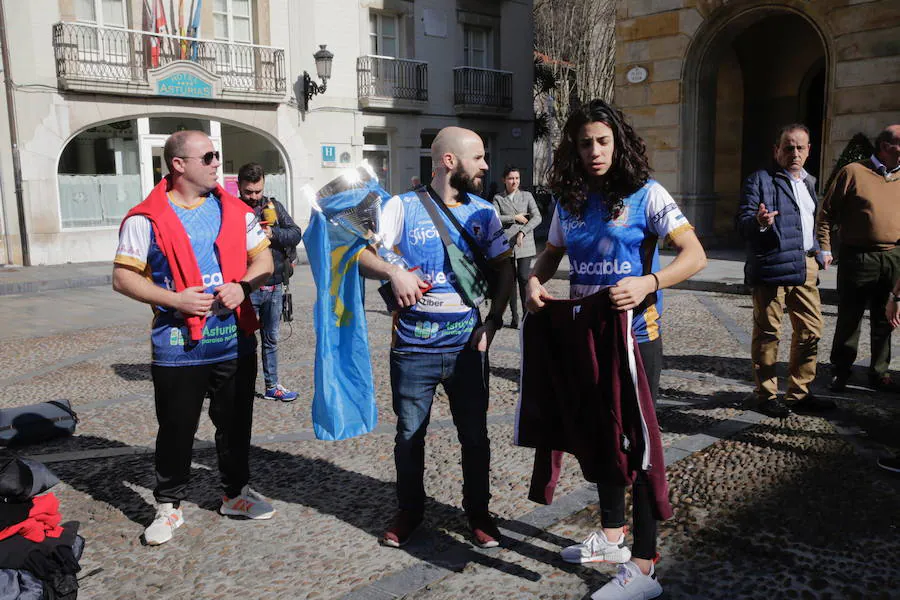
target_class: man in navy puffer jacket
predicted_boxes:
[736,124,835,418]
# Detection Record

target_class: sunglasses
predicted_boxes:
[178,151,220,165]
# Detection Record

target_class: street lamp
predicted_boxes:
[303,44,334,111]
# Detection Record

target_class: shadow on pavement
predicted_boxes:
[111,363,152,381]
[44,435,587,586]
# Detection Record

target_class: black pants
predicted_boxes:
[151,354,257,504]
[831,247,900,378]
[508,256,534,324]
[597,337,662,560]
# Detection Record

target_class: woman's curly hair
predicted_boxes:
[548,99,651,219]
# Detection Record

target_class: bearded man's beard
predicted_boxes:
[449,166,483,195]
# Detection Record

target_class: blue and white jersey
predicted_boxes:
[115,193,269,366]
[547,180,692,343]
[380,189,511,352]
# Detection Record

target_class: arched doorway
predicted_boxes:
[57,116,288,232]
[681,7,828,247]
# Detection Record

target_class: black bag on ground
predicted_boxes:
[0,400,78,447]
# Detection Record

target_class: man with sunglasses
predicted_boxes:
[113,130,277,546]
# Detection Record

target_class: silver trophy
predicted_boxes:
[305,163,428,309]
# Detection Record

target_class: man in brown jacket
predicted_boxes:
[817,125,900,391]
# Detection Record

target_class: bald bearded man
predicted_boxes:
[359,126,515,549]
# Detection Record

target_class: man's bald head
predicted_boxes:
[429,127,489,195]
[164,130,208,172]
[431,127,484,173]
[875,124,900,171]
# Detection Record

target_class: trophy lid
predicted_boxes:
[315,162,378,200]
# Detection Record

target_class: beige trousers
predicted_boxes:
[751,256,823,403]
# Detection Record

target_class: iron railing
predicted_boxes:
[453,66,512,109]
[52,21,286,95]
[357,55,428,102]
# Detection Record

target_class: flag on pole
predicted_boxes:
[154,0,170,61]
[146,0,160,67]
[177,0,187,58]
[302,197,378,441]
[188,0,202,61]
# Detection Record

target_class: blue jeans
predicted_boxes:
[250,285,283,389]
[389,346,491,515]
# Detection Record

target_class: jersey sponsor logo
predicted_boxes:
[422,269,458,285]
[650,202,680,226]
[161,271,224,291]
[413,320,440,339]
[562,216,585,233]
[115,244,143,257]
[408,226,440,246]
[570,259,633,276]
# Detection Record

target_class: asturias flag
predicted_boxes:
[303,195,378,441]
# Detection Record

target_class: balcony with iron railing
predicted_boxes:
[52,21,286,102]
[356,55,428,112]
[453,66,513,116]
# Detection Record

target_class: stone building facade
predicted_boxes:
[614,0,900,245]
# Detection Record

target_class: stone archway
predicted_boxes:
[680,5,829,246]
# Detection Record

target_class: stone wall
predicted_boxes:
[614,0,900,243]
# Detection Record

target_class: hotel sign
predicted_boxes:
[157,72,213,98]
[147,61,223,100]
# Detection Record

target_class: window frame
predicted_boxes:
[213,0,254,44]
[369,11,401,59]
[463,24,491,69]
[74,0,129,63]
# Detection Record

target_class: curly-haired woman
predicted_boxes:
[525,99,707,599]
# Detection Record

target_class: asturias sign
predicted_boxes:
[157,72,213,99]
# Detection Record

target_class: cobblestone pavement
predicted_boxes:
[0,271,898,599]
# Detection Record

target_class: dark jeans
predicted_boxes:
[831,247,899,378]
[151,354,257,503]
[507,256,534,324]
[597,337,662,560]
[389,345,491,515]
[250,285,283,389]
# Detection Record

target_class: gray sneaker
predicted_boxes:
[219,485,276,520]
[561,530,631,564]
[591,560,662,600]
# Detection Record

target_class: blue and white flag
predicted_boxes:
[303,202,377,441]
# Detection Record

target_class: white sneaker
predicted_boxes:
[144,503,184,545]
[219,485,276,520]
[561,530,632,564]
[591,561,662,600]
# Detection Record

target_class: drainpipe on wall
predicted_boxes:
[0,0,29,266]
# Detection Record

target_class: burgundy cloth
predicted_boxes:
[121,176,260,342]
[515,290,673,520]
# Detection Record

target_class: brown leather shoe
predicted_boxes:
[381,510,423,548]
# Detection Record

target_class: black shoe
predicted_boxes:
[757,398,792,418]
[877,456,900,473]
[790,394,836,413]
[868,373,897,392]
[829,373,849,392]
[509,318,519,329]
